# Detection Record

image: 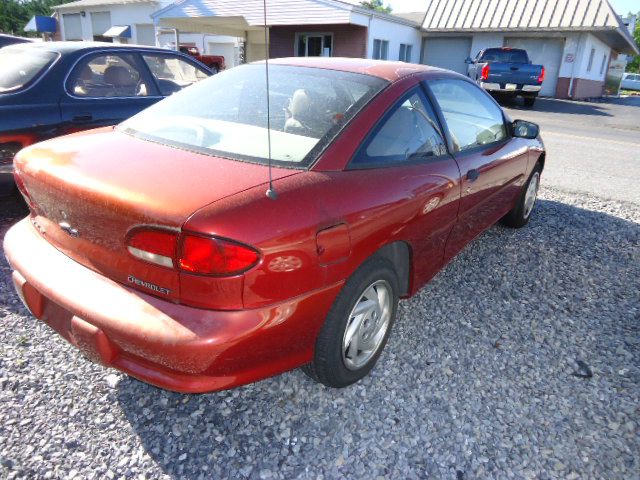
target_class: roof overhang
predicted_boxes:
[421,27,639,55]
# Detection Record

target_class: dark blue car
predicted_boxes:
[0,41,212,194]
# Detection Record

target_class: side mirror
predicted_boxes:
[512,120,539,139]
[464,57,473,64]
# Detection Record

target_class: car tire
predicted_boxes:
[303,257,399,388]
[524,96,536,108]
[210,65,219,74]
[500,163,542,228]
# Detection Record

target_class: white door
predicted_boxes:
[504,37,565,97]
[422,37,472,75]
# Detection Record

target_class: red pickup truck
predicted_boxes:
[179,46,225,73]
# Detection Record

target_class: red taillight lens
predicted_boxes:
[481,64,490,81]
[127,229,177,268]
[179,235,260,275]
[538,67,545,84]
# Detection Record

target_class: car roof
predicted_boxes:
[264,57,448,82]
[2,41,175,55]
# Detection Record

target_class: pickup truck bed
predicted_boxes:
[467,48,544,107]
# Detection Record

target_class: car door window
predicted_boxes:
[429,79,507,152]
[352,90,447,167]
[142,54,209,96]
[68,53,149,98]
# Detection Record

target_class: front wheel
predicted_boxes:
[500,164,541,228]
[303,258,399,388]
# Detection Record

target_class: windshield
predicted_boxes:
[120,64,388,167]
[0,48,58,93]
[480,49,528,63]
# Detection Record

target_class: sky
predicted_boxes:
[386,0,640,16]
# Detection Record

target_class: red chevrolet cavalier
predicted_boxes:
[4,58,544,393]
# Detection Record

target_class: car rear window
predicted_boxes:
[119,64,388,168]
[0,48,58,93]
[481,49,528,63]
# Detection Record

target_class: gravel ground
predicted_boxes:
[0,186,638,479]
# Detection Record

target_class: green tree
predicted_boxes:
[0,0,74,37]
[360,0,392,14]
[626,20,640,73]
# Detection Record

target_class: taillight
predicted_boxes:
[127,228,260,275]
[538,67,545,84]
[178,234,260,276]
[481,64,490,81]
[127,228,177,268]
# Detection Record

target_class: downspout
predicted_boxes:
[367,12,372,58]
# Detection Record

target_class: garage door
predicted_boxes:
[422,37,471,75]
[504,37,565,97]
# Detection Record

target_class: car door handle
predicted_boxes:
[72,114,93,122]
[467,169,480,182]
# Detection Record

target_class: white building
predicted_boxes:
[416,0,639,98]
[52,0,242,67]
[151,0,422,63]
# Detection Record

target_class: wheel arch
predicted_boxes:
[537,151,546,172]
[373,241,412,297]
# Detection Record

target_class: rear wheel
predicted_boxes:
[523,96,536,108]
[501,163,542,228]
[303,258,399,388]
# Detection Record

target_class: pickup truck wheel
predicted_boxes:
[524,96,536,108]
[210,65,219,74]
[500,163,542,228]
[303,257,399,388]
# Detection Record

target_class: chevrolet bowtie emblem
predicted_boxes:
[59,221,80,238]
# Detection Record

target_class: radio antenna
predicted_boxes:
[263,0,277,200]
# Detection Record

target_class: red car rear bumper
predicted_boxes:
[3,219,341,393]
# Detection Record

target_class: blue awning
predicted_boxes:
[24,16,57,33]
[103,25,132,38]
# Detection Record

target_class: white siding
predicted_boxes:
[577,33,610,81]
[367,16,422,63]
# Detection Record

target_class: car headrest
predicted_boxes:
[289,89,311,118]
[78,65,94,81]
[104,66,136,87]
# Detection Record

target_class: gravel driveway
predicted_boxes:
[1,186,638,479]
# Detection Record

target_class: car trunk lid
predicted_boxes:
[13,128,295,302]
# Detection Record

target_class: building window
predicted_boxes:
[296,33,333,57]
[587,48,595,72]
[373,39,389,60]
[91,11,112,42]
[399,43,413,62]
[599,54,607,75]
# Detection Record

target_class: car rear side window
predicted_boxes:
[429,79,507,152]
[352,90,447,167]
[68,53,149,98]
[142,54,209,95]
[0,48,58,93]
